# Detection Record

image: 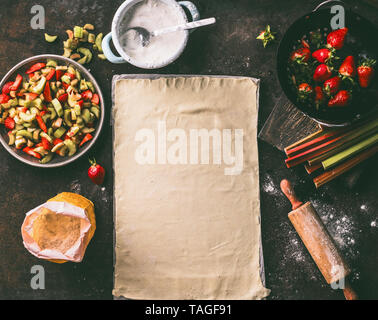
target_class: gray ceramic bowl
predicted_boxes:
[0,54,105,168]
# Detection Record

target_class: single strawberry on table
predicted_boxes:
[328,90,351,107]
[88,158,105,185]
[323,76,341,95]
[357,58,376,88]
[313,63,332,82]
[327,27,348,50]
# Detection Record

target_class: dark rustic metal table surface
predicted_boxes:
[0,0,377,300]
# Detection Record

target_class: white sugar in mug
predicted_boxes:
[102,0,200,69]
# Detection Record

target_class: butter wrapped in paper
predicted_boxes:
[21,192,96,263]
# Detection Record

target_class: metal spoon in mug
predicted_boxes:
[126,17,216,47]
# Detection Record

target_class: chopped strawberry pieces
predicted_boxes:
[46,69,55,81]
[26,63,46,74]
[43,81,52,102]
[0,93,10,104]
[81,90,93,101]
[56,70,64,81]
[24,92,39,101]
[64,72,76,80]
[36,115,47,133]
[2,81,14,95]
[91,93,99,105]
[53,138,63,146]
[23,147,42,159]
[41,137,52,150]
[10,74,23,91]
[4,117,15,130]
[58,93,68,102]
[79,133,93,147]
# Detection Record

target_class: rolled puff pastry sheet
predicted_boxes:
[113,76,270,300]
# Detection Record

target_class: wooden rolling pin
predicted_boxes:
[280,179,358,300]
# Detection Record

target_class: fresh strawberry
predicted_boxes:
[339,55,356,78]
[314,86,325,104]
[290,47,311,64]
[298,83,312,93]
[312,48,336,64]
[4,117,15,130]
[256,25,276,47]
[2,81,14,95]
[0,93,10,104]
[328,90,351,107]
[313,64,332,82]
[327,27,348,50]
[323,76,341,95]
[357,59,376,88]
[88,158,105,185]
[297,83,313,102]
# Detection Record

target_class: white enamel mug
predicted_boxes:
[102,0,200,69]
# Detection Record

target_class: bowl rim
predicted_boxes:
[0,54,105,168]
[111,0,189,69]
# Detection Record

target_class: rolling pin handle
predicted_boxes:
[343,279,358,300]
[280,179,303,210]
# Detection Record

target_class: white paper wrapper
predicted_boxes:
[21,201,91,262]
